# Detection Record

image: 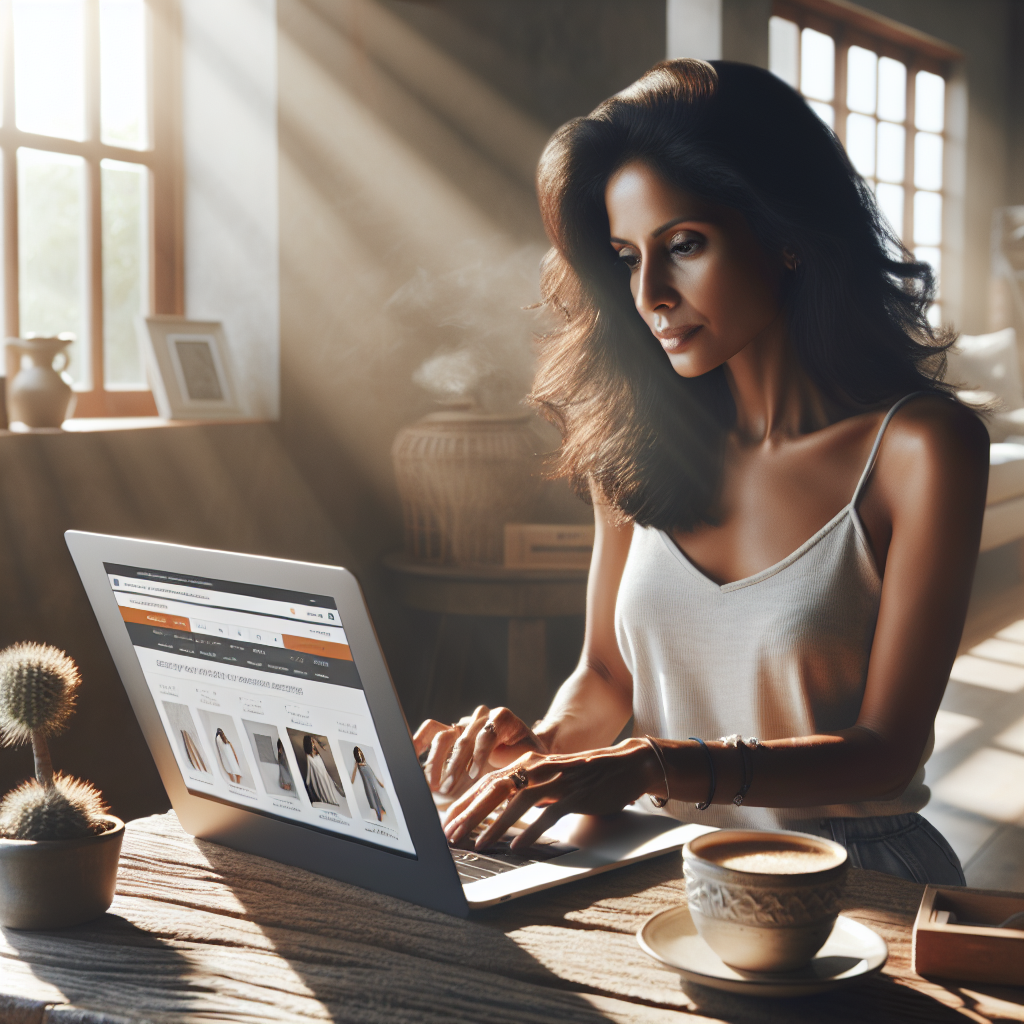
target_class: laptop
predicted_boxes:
[66,531,712,916]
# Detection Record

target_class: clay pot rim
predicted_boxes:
[0,813,124,850]
[684,828,848,886]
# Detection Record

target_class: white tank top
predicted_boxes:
[614,394,933,829]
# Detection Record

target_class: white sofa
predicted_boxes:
[983,442,1024,551]
[946,328,1024,551]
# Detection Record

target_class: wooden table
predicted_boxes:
[1,812,1021,1023]
[384,554,588,721]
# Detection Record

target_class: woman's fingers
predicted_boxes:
[474,776,563,849]
[423,725,460,791]
[439,706,490,795]
[443,755,565,845]
[509,800,573,850]
[413,719,449,757]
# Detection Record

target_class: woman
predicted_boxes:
[350,746,387,822]
[303,735,344,806]
[276,739,293,792]
[414,60,988,885]
[214,728,242,784]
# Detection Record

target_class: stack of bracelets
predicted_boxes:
[643,734,763,810]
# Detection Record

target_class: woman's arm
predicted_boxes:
[534,495,636,753]
[444,399,990,847]
[413,492,636,791]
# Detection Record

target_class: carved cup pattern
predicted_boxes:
[683,861,842,927]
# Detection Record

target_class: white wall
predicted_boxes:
[181,0,280,418]
[667,0,722,60]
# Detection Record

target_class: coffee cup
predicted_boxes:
[682,828,848,972]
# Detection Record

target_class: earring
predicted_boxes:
[783,248,800,270]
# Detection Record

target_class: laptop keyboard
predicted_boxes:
[450,847,537,882]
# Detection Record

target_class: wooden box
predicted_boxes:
[912,885,1024,986]
[504,524,595,570]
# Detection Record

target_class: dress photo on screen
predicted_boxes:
[241,721,299,801]
[199,712,255,792]
[288,731,352,816]
[342,743,393,825]
[162,702,211,776]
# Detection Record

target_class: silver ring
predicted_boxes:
[483,721,497,735]
[509,768,528,790]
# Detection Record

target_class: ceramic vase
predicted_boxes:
[5,335,76,429]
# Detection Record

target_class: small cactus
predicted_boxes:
[0,643,107,840]
[0,774,108,840]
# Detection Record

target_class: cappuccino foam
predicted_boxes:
[701,840,842,874]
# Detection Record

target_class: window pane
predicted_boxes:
[14,0,86,140]
[808,100,834,129]
[914,131,943,191]
[914,191,942,246]
[100,0,147,149]
[17,148,87,386]
[878,57,906,122]
[102,160,148,386]
[915,246,941,296]
[769,17,799,88]
[876,121,905,183]
[801,28,834,101]
[915,70,945,132]
[847,45,877,114]
[875,182,904,239]
[846,112,875,178]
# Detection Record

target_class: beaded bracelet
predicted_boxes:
[643,736,671,808]
[688,736,716,810]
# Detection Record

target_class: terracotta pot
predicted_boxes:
[5,335,77,429]
[0,815,124,929]
[392,402,539,565]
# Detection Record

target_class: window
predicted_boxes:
[769,1,959,326]
[2,0,182,418]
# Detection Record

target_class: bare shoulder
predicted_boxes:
[876,393,989,502]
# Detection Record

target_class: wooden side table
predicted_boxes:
[383,554,588,722]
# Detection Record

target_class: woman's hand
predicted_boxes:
[443,738,662,850]
[413,705,548,796]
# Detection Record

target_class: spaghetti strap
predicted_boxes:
[851,391,932,507]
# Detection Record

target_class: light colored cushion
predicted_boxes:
[981,495,1024,551]
[946,328,1023,411]
[989,442,1024,505]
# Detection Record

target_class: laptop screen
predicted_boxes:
[104,562,417,858]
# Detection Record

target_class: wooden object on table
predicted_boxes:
[384,553,587,721]
[1,811,1021,1023]
[913,884,1024,985]
[504,523,595,569]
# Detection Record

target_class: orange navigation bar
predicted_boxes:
[283,634,352,661]
[120,606,191,632]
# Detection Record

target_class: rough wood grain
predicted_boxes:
[0,813,1020,1023]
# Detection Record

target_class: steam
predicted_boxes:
[386,241,548,412]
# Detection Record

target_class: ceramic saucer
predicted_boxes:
[637,905,888,997]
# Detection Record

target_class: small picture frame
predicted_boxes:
[136,315,245,420]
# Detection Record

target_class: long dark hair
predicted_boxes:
[529,59,951,532]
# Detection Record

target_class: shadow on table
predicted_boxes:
[3,913,200,1014]
[189,837,643,1024]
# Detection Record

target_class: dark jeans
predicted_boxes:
[791,812,966,885]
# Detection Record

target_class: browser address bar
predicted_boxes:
[107,575,341,626]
